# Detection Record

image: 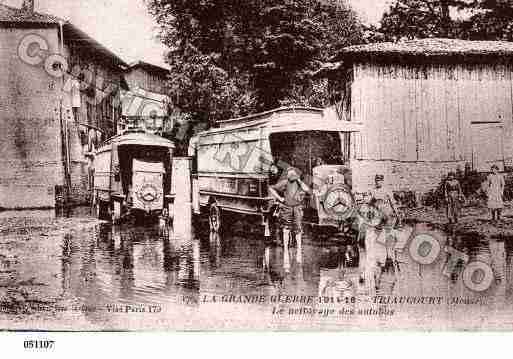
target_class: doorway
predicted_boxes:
[471,123,504,172]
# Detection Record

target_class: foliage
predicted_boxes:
[146,0,364,126]
[163,44,256,126]
[380,0,474,40]
[380,0,513,42]
[463,1,513,41]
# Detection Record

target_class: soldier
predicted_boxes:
[444,172,465,224]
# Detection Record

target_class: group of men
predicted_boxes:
[267,163,509,288]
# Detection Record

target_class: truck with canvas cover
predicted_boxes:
[93,129,175,222]
[188,107,362,235]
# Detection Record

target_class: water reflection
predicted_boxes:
[444,231,506,295]
[505,239,513,297]
[52,222,202,312]
[3,210,513,329]
[208,232,222,269]
[53,223,513,305]
[318,244,360,298]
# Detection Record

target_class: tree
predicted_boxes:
[237,0,364,109]
[464,1,513,40]
[380,0,473,40]
[164,44,256,127]
[380,0,513,41]
[146,0,364,125]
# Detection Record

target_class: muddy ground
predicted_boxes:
[403,202,513,238]
[0,208,102,325]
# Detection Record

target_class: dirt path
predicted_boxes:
[403,203,513,238]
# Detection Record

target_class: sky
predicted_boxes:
[350,0,393,24]
[1,0,392,68]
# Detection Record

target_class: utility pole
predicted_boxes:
[59,20,72,206]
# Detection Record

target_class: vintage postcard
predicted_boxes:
[2,0,513,333]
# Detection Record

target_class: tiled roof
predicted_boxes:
[0,3,128,68]
[0,3,63,24]
[335,38,513,63]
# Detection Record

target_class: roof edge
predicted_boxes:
[218,106,324,127]
[63,23,128,69]
[334,38,513,65]
[0,3,127,69]
[128,60,170,73]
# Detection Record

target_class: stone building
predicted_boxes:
[321,38,513,195]
[0,1,128,209]
[121,61,173,136]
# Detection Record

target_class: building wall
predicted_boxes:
[122,67,170,135]
[124,67,166,94]
[348,62,513,194]
[61,39,124,205]
[351,159,466,195]
[0,26,125,209]
[0,27,63,209]
[63,39,123,139]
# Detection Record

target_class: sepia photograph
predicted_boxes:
[2,0,513,342]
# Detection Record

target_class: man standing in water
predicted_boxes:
[485,165,505,222]
[360,174,400,289]
[269,167,310,269]
[444,172,465,224]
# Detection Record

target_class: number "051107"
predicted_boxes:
[24,340,55,350]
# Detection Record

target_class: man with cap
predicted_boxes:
[269,167,311,263]
[360,174,399,287]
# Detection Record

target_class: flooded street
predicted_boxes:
[1,208,513,331]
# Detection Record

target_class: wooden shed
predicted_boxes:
[324,38,513,194]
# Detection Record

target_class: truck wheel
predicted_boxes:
[209,203,222,233]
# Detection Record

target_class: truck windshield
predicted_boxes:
[269,131,346,177]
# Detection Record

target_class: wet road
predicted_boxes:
[1,208,513,330]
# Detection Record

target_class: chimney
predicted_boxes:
[21,0,35,13]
